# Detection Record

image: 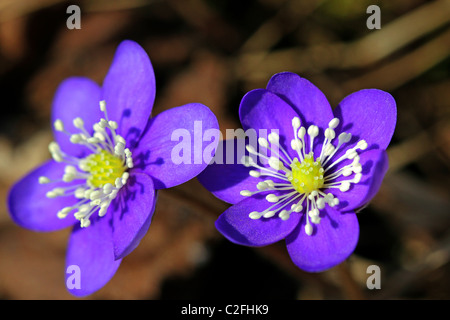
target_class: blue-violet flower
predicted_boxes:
[8,40,219,296]
[198,72,396,272]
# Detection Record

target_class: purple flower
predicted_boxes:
[7,40,219,296]
[198,72,396,272]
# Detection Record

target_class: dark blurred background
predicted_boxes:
[0,0,449,300]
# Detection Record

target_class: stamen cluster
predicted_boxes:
[240,117,367,235]
[39,101,133,227]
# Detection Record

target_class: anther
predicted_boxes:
[73,117,84,129]
[268,132,279,144]
[54,119,64,132]
[266,194,279,203]
[99,100,107,112]
[268,157,283,171]
[307,125,319,138]
[258,137,269,148]
[249,170,261,178]
[292,117,301,129]
[249,211,262,219]
[245,145,256,154]
[38,176,51,184]
[338,132,352,144]
[328,118,340,129]
[305,224,313,236]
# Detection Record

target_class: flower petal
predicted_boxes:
[110,171,156,260]
[133,103,219,189]
[333,89,397,151]
[328,149,389,212]
[65,216,121,297]
[198,139,264,205]
[286,207,359,272]
[266,72,335,158]
[216,195,301,247]
[101,40,156,149]
[51,77,102,157]
[8,160,78,231]
[239,88,299,160]
[266,72,334,131]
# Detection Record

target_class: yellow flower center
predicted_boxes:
[83,150,126,188]
[288,152,324,194]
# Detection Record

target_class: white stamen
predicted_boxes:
[305,224,313,236]
[99,100,107,112]
[279,210,291,221]
[268,132,279,144]
[257,181,269,191]
[241,156,255,167]
[54,119,64,132]
[39,176,51,184]
[292,117,301,129]
[307,125,319,138]
[71,134,82,144]
[57,207,72,219]
[298,127,306,139]
[357,140,368,150]
[266,194,279,203]
[339,182,350,192]
[73,117,84,129]
[245,145,256,154]
[99,119,108,128]
[109,121,118,130]
[339,132,352,144]
[263,211,276,218]
[114,142,125,156]
[324,128,335,140]
[258,137,269,148]
[316,197,325,209]
[268,157,283,171]
[249,211,262,220]
[291,139,302,152]
[249,170,261,178]
[328,118,340,129]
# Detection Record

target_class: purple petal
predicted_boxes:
[216,195,301,246]
[102,40,156,149]
[239,88,300,160]
[8,160,78,232]
[65,215,121,297]
[266,72,334,131]
[197,139,263,205]
[266,72,335,158]
[51,77,102,157]
[333,89,397,151]
[286,207,359,272]
[328,149,389,212]
[110,171,156,260]
[133,103,219,189]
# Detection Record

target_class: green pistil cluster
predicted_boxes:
[288,153,324,194]
[81,150,127,188]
